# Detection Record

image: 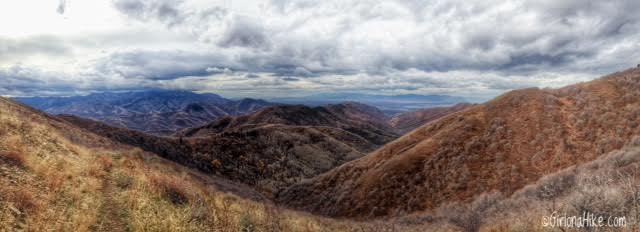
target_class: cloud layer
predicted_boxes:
[2,0,640,99]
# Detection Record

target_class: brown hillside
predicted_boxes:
[180,102,397,146]
[0,97,434,231]
[278,68,640,218]
[0,97,270,230]
[60,102,399,196]
[389,103,474,134]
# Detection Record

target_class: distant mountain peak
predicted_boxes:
[14,90,275,135]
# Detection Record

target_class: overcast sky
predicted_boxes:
[1,0,639,99]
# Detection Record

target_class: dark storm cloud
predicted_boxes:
[0,66,77,96]
[109,0,640,80]
[7,0,639,97]
[217,15,268,49]
[0,64,161,97]
[244,73,259,79]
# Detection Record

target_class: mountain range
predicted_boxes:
[59,102,393,195]
[57,101,467,197]
[15,90,275,135]
[15,90,468,135]
[5,67,640,230]
[270,93,468,114]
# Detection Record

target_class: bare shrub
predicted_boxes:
[523,168,577,201]
[630,136,640,147]
[568,173,629,221]
[619,170,640,230]
[439,192,503,232]
[604,148,640,168]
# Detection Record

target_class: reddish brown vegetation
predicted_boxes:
[0,151,25,167]
[389,103,473,134]
[0,185,41,215]
[279,68,640,219]
[60,102,402,196]
[180,102,397,146]
[149,175,192,205]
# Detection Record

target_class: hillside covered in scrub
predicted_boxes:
[279,68,640,218]
[5,68,640,231]
[58,102,402,197]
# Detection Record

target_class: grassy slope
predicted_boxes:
[0,98,431,231]
[58,115,378,198]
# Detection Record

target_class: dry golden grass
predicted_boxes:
[1,186,41,214]
[148,174,193,205]
[1,98,435,231]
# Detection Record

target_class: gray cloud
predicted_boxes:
[217,15,268,49]
[4,0,640,98]
[0,65,79,96]
[244,73,259,79]
[0,36,70,60]
[93,50,228,80]
[113,0,185,26]
[108,0,640,78]
[57,0,66,14]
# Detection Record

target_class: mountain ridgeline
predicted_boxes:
[271,93,468,114]
[16,90,275,135]
[14,87,470,198]
[278,68,640,218]
[389,103,474,134]
[180,102,397,145]
[59,102,410,196]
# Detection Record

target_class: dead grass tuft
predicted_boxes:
[97,155,113,171]
[149,175,192,205]
[2,186,41,214]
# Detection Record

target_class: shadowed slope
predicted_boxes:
[60,102,400,196]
